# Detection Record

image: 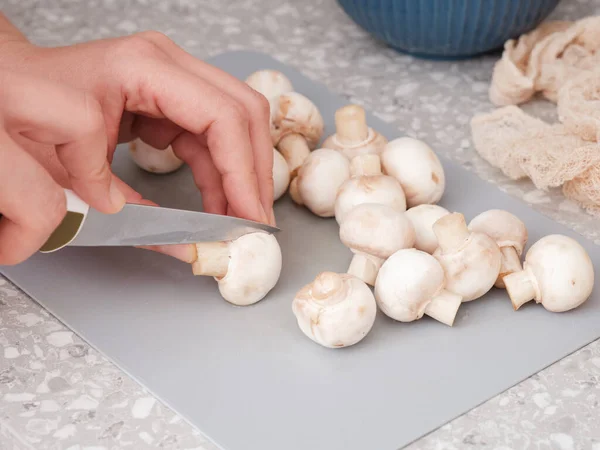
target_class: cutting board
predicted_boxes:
[2,51,600,450]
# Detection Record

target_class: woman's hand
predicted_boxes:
[0,15,275,225]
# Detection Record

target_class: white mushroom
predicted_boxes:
[322,104,388,160]
[129,139,183,174]
[405,204,451,254]
[334,154,407,224]
[289,148,351,217]
[271,92,324,176]
[468,209,528,289]
[192,232,282,306]
[292,272,377,348]
[432,213,502,302]
[339,203,415,286]
[504,234,594,312]
[380,137,445,207]
[245,70,294,105]
[272,148,290,201]
[375,249,463,326]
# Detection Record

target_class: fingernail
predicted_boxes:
[269,209,277,227]
[256,198,269,224]
[109,180,127,211]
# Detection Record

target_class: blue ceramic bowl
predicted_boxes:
[337,0,561,59]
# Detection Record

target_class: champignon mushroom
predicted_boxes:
[129,139,183,174]
[289,148,351,217]
[432,212,502,302]
[375,249,463,326]
[504,234,594,312]
[322,104,388,160]
[334,154,407,225]
[271,92,324,176]
[292,271,377,348]
[380,137,445,207]
[405,204,450,254]
[468,209,528,289]
[245,69,294,105]
[339,203,415,286]
[272,148,290,201]
[191,232,282,306]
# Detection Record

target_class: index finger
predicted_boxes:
[123,59,268,224]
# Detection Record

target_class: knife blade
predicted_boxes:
[37,189,279,253]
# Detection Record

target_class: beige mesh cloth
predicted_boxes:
[473,16,600,215]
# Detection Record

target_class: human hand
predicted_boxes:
[0,18,275,227]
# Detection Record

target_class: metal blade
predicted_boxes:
[69,204,279,247]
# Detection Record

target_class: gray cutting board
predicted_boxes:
[2,51,600,450]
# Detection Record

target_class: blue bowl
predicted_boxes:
[337,0,561,59]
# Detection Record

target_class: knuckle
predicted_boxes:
[221,101,248,126]
[249,90,271,121]
[80,93,105,136]
[113,33,160,61]
[136,30,173,47]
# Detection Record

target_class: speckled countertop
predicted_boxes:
[2,0,600,449]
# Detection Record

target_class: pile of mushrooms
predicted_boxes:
[130,69,595,349]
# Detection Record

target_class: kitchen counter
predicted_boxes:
[2,0,600,448]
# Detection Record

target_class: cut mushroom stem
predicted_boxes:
[347,253,384,287]
[433,213,470,253]
[423,290,463,327]
[350,154,381,177]
[504,269,537,310]
[278,133,311,176]
[191,242,230,278]
[499,246,522,284]
[335,104,370,144]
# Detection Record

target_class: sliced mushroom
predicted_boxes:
[380,137,445,207]
[432,213,502,302]
[273,148,290,201]
[129,139,183,174]
[322,104,388,160]
[192,232,282,306]
[468,209,528,288]
[339,203,415,286]
[504,234,594,312]
[271,92,324,176]
[334,154,407,225]
[292,272,377,348]
[405,204,450,254]
[289,148,351,217]
[375,249,463,326]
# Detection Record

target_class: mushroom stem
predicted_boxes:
[278,133,311,176]
[191,242,230,278]
[504,269,537,310]
[496,246,523,288]
[311,272,348,305]
[424,289,462,326]
[289,177,303,205]
[335,105,369,145]
[347,253,384,286]
[433,213,470,253]
[350,154,382,177]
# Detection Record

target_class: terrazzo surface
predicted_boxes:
[2,0,600,448]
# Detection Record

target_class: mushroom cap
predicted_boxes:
[216,232,282,306]
[271,92,324,149]
[245,70,293,102]
[468,209,528,255]
[375,249,445,322]
[524,234,594,312]
[405,204,450,254]
[322,129,388,160]
[339,203,415,259]
[433,231,502,301]
[129,139,184,174]
[292,272,377,348]
[273,148,290,201]
[334,175,407,224]
[380,137,445,207]
[296,148,351,217]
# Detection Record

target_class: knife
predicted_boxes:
[28,189,279,253]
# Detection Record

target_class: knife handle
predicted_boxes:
[40,189,90,253]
